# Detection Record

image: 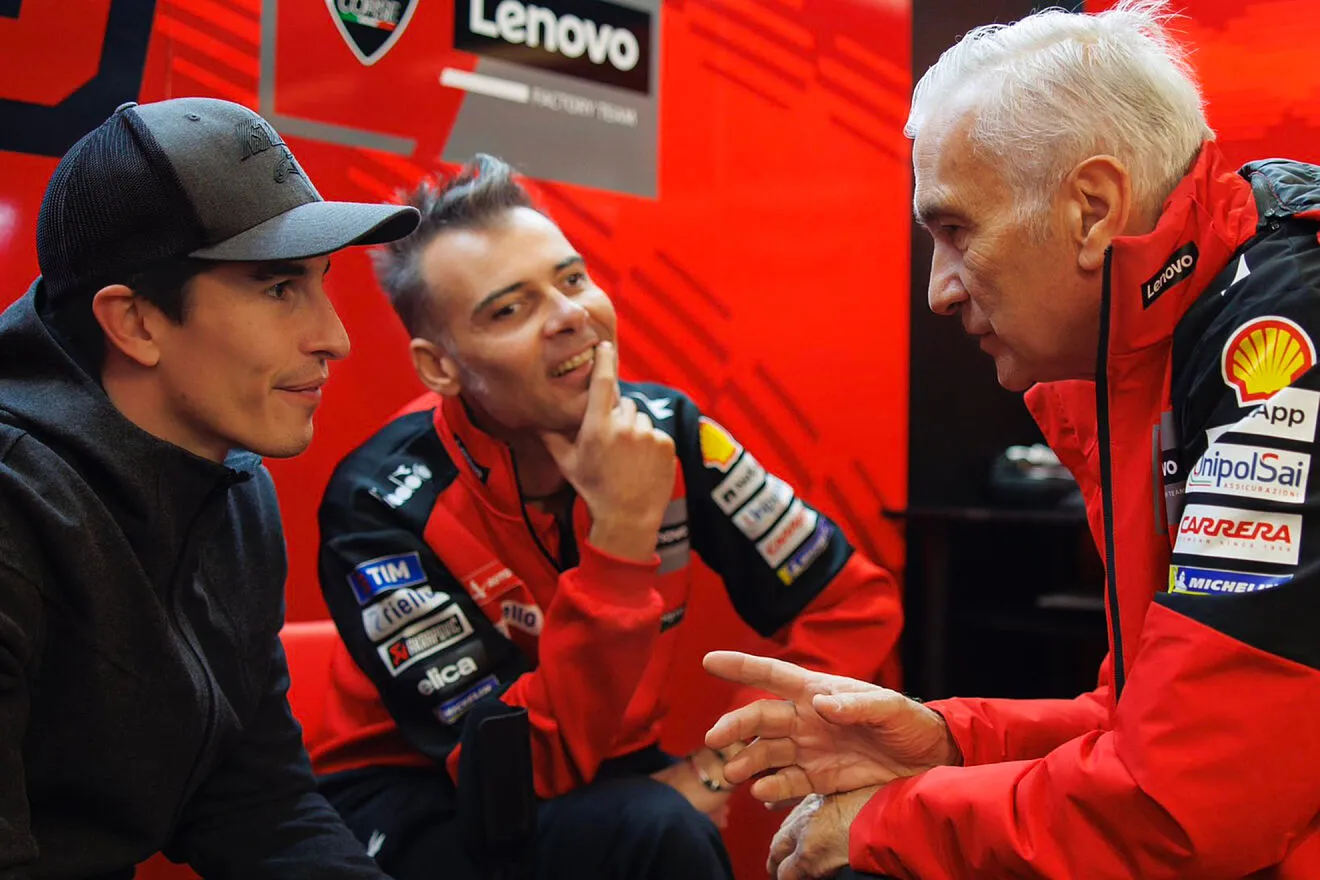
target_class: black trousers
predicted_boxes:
[321,751,734,880]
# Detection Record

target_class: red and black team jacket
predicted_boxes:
[312,382,902,798]
[851,144,1320,877]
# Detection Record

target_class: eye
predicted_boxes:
[492,302,521,320]
[266,281,292,300]
[563,271,588,289]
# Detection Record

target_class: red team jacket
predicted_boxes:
[312,383,901,798]
[851,145,1320,876]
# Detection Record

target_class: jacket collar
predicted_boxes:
[434,394,527,520]
[1105,139,1258,356]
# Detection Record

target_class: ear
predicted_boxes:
[1061,155,1133,273]
[91,285,162,367]
[410,337,462,397]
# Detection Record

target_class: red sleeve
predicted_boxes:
[447,541,663,798]
[848,604,1320,877]
[924,652,1112,766]
[730,552,903,711]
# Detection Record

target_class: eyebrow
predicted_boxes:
[470,254,586,317]
[249,259,331,280]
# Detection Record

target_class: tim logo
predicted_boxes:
[454,0,651,94]
[1142,242,1198,308]
[349,551,428,604]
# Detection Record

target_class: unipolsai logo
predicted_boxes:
[454,0,652,94]
[327,0,420,66]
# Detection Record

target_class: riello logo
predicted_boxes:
[455,0,652,94]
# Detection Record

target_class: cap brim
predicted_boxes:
[189,201,420,262]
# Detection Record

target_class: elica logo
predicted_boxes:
[417,656,480,696]
[455,0,651,94]
[1142,242,1199,308]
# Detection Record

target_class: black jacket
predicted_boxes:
[0,283,386,879]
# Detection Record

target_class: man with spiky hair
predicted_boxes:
[311,154,904,879]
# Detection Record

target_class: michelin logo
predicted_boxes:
[1169,565,1291,595]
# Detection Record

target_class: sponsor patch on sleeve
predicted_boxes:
[1221,315,1315,407]
[361,586,450,642]
[711,452,766,514]
[756,499,818,567]
[377,605,474,677]
[698,417,743,473]
[1186,443,1309,504]
[1208,386,1320,444]
[500,599,544,637]
[434,675,501,725]
[1168,565,1292,596]
[777,522,833,585]
[1173,503,1301,565]
[734,476,795,540]
[348,551,428,605]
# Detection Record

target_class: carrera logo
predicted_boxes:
[455,0,651,94]
[1221,316,1316,407]
[1142,242,1198,308]
[1174,503,1302,565]
[756,499,818,568]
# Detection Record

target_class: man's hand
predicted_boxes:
[650,751,734,829]
[703,651,959,803]
[540,341,676,562]
[767,787,880,880]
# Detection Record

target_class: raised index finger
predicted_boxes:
[703,651,812,701]
[583,340,620,426]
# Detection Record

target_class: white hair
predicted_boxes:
[907,0,1213,220]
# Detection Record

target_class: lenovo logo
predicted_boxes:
[455,0,651,94]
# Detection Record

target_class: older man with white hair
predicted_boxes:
[702,1,1320,877]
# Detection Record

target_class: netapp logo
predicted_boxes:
[455,0,651,94]
[1142,242,1198,308]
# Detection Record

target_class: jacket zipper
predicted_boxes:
[508,453,574,574]
[166,489,223,829]
[1096,246,1126,700]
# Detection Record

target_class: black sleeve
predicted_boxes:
[317,417,531,769]
[1162,216,1320,671]
[623,384,856,637]
[0,558,41,880]
[163,636,391,879]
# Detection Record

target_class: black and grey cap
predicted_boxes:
[36,97,420,305]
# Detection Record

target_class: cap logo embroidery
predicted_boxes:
[235,120,304,183]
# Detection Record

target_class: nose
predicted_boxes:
[543,288,589,337]
[308,283,352,362]
[927,246,967,317]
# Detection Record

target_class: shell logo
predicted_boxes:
[698,417,742,472]
[1221,316,1316,406]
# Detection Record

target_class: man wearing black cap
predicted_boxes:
[0,97,419,877]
